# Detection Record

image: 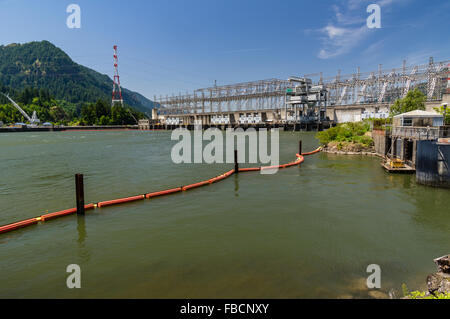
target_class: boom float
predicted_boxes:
[0,146,321,235]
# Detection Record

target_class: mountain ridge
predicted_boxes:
[0,40,154,113]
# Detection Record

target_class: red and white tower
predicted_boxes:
[112,45,124,106]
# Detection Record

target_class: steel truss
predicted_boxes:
[156,58,449,116]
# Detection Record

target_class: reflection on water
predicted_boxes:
[234,175,239,197]
[77,215,89,263]
[0,131,449,298]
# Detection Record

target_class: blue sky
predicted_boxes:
[0,0,449,100]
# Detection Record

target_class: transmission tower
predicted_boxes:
[447,63,450,93]
[112,45,124,106]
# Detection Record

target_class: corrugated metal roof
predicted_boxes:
[393,110,443,118]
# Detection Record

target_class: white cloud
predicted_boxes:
[318,25,369,59]
[378,0,394,6]
[347,0,363,10]
[403,51,442,66]
[332,4,366,25]
[363,39,386,55]
[323,25,347,39]
[315,0,398,59]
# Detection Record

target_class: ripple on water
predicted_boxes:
[0,131,448,298]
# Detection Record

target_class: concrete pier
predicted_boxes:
[416,139,450,188]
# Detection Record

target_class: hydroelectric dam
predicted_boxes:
[148,58,450,131]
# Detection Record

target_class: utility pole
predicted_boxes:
[75,174,85,215]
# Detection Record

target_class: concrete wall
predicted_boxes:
[326,93,449,124]
[372,130,388,156]
[151,109,158,120]
[334,107,363,123]
[426,93,450,112]
[412,140,418,167]
[331,105,390,123]
[158,93,450,125]
[265,111,279,122]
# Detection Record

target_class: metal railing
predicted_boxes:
[389,125,444,140]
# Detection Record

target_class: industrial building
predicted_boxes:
[153,58,449,130]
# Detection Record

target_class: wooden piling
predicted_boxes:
[234,150,239,173]
[75,174,85,215]
[299,140,302,155]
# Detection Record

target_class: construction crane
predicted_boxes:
[126,107,139,125]
[1,92,40,126]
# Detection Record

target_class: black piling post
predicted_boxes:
[299,140,302,155]
[234,150,239,173]
[75,174,85,215]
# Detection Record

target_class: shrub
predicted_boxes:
[407,291,450,299]
[353,135,374,147]
[316,122,372,146]
[401,283,450,299]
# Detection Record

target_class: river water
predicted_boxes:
[0,130,448,298]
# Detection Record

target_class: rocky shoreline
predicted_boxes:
[426,255,450,295]
[321,140,380,157]
[401,255,450,299]
[322,148,381,157]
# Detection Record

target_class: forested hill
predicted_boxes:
[0,41,154,113]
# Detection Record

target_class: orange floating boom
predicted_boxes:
[209,174,228,183]
[0,203,96,234]
[0,147,320,236]
[238,167,261,172]
[182,180,211,191]
[146,187,182,199]
[41,208,77,221]
[223,169,235,177]
[0,218,39,234]
[97,195,145,208]
[301,147,322,156]
[41,204,95,221]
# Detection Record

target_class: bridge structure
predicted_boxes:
[154,58,450,127]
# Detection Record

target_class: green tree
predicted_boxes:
[98,115,109,125]
[80,102,97,125]
[49,105,67,123]
[390,88,426,116]
[433,104,450,125]
[0,85,146,125]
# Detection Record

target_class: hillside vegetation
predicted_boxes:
[0,87,144,125]
[0,41,155,114]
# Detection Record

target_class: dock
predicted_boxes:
[381,161,416,174]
